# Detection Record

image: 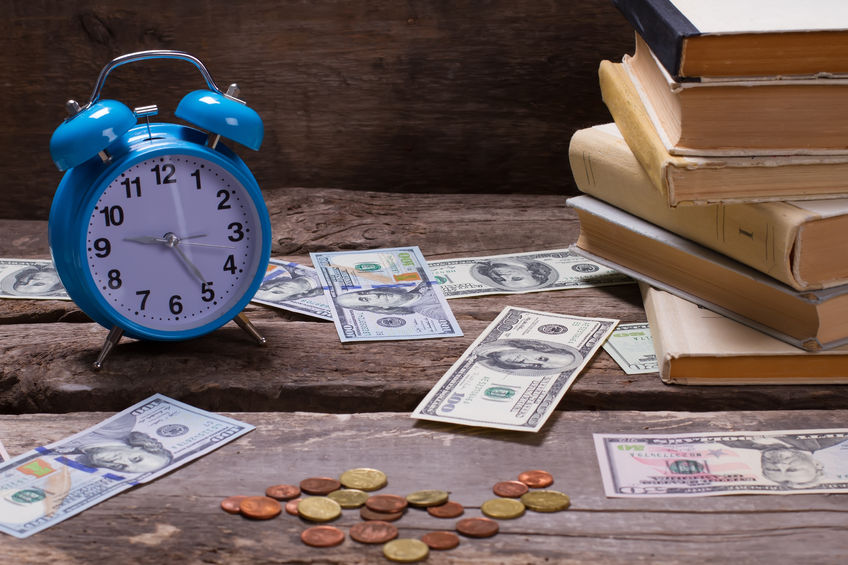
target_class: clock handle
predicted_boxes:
[83,50,226,110]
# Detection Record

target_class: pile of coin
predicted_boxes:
[221,467,569,562]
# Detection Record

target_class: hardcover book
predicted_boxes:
[597,58,848,204]
[568,123,848,291]
[567,194,848,351]
[641,283,848,385]
[612,0,848,80]
[605,36,848,156]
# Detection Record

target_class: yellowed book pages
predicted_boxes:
[641,283,848,385]
[597,59,848,205]
[568,123,848,291]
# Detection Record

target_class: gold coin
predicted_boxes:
[481,497,526,519]
[297,496,342,522]
[339,467,388,491]
[327,488,370,509]
[520,490,570,512]
[383,538,430,563]
[405,489,449,508]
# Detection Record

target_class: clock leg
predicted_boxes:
[234,312,266,346]
[93,326,124,371]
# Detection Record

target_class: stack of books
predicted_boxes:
[567,0,848,384]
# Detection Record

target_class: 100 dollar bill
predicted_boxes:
[428,249,632,298]
[602,322,657,374]
[251,259,333,320]
[412,307,618,432]
[311,247,462,342]
[0,258,69,300]
[594,428,848,497]
[0,394,254,538]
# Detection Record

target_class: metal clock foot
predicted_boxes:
[234,312,266,345]
[93,326,124,370]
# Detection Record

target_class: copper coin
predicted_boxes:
[349,520,399,544]
[360,506,405,522]
[365,493,408,514]
[285,498,302,516]
[301,525,345,548]
[300,476,342,495]
[220,495,249,514]
[421,531,460,550]
[426,501,465,518]
[239,496,282,520]
[493,480,529,498]
[518,469,554,488]
[265,484,301,501]
[455,517,499,538]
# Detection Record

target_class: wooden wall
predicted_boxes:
[0,1,632,220]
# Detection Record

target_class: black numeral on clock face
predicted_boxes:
[217,189,231,209]
[107,269,122,289]
[151,163,177,185]
[99,206,124,227]
[93,238,111,258]
[136,289,150,310]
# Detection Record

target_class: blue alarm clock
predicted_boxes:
[48,50,272,369]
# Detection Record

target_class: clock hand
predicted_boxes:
[178,241,236,249]
[163,232,208,284]
[124,236,168,245]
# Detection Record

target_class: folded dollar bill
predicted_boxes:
[0,258,70,300]
[595,428,848,497]
[602,322,657,375]
[251,259,333,320]
[428,249,632,299]
[412,306,618,432]
[311,247,462,342]
[0,394,254,538]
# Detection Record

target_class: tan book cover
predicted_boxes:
[568,123,848,291]
[641,283,848,385]
[567,194,848,351]
[597,58,848,205]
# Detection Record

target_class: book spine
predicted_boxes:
[611,0,697,78]
[567,125,805,290]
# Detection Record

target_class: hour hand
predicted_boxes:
[124,235,168,245]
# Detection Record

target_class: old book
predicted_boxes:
[612,0,848,80]
[568,123,848,291]
[566,194,848,351]
[641,283,848,385]
[607,35,848,156]
[598,58,848,204]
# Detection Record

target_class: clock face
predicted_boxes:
[84,153,265,332]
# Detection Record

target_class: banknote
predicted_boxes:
[251,259,333,320]
[602,322,657,374]
[0,258,70,300]
[0,394,254,538]
[412,306,618,432]
[594,428,848,497]
[427,249,632,298]
[310,247,462,342]
[0,439,8,463]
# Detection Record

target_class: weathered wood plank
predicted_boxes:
[1,410,847,564]
[3,190,848,414]
[0,1,633,220]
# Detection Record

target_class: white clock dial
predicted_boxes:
[85,154,264,331]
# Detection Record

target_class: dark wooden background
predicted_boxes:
[0,0,632,220]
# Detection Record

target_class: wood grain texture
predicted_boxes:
[1,410,847,563]
[0,0,632,220]
[3,189,848,414]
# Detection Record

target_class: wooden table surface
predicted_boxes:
[2,187,848,562]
